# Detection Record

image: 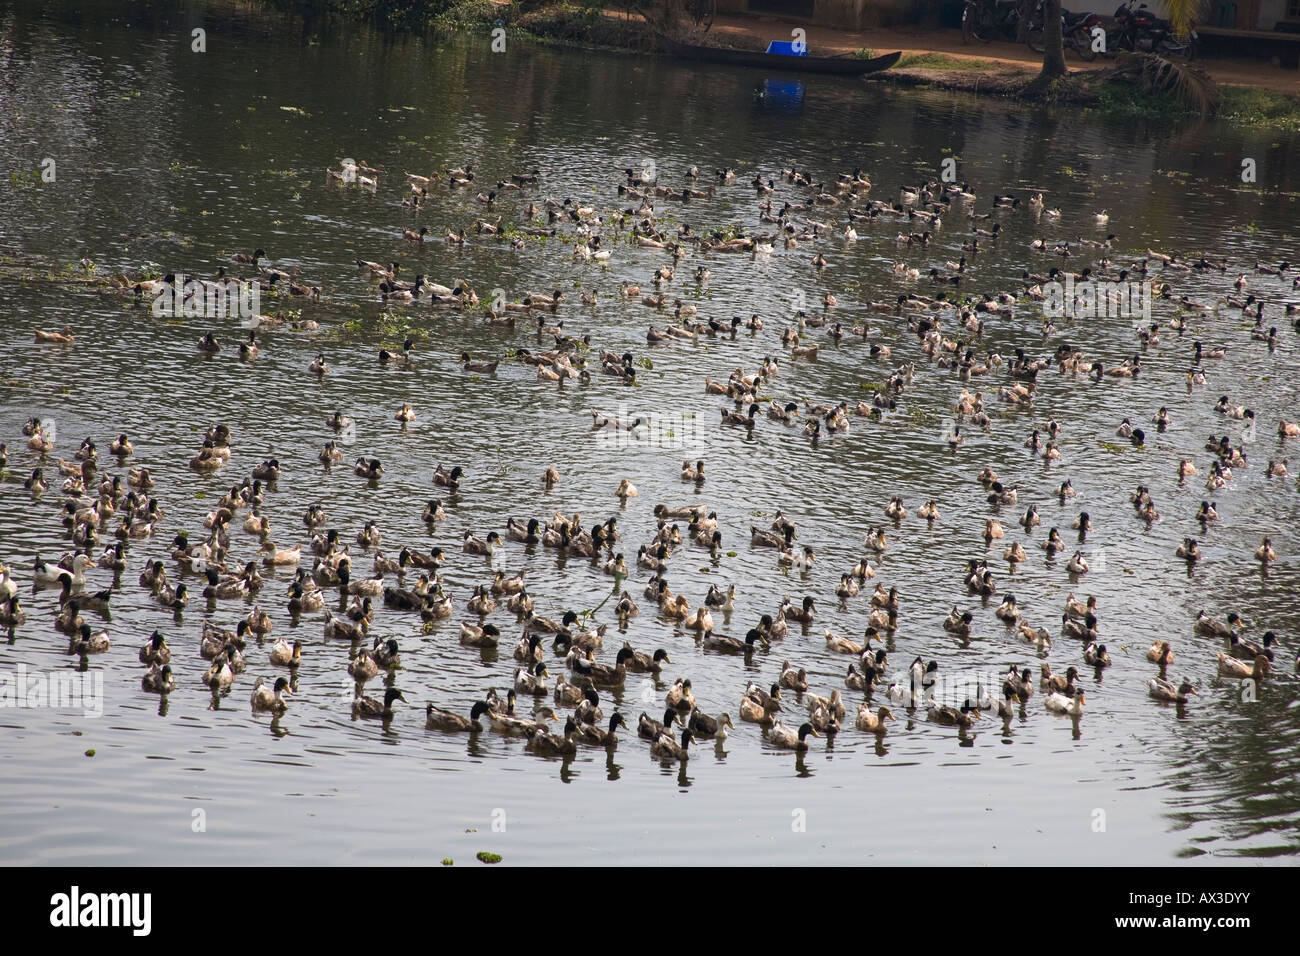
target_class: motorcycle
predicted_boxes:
[1026,6,1105,61]
[961,0,1024,43]
[1112,0,1198,59]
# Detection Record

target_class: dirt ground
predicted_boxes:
[657,10,1300,94]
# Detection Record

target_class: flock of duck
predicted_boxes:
[6,151,1298,768]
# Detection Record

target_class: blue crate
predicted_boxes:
[765,40,808,56]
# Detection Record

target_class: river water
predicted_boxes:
[1,0,1298,865]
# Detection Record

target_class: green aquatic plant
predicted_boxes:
[476,851,502,864]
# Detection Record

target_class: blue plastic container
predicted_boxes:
[765,40,808,56]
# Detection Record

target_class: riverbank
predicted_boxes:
[342,0,1300,128]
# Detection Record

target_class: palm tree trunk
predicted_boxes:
[1039,0,1066,80]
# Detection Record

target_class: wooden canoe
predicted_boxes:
[656,34,901,75]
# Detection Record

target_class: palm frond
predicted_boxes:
[1107,52,1219,115]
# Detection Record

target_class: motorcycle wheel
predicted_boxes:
[1026,28,1045,53]
[962,10,991,43]
[1072,28,1098,60]
[1159,36,1196,60]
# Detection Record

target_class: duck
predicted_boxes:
[156,582,188,610]
[287,581,324,615]
[352,687,407,720]
[1232,632,1280,662]
[322,606,366,641]
[141,663,175,694]
[520,717,582,754]
[1065,593,1095,619]
[434,464,465,489]
[768,720,819,751]
[269,638,303,668]
[489,701,560,736]
[578,713,629,747]
[251,676,292,714]
[737,678,781,719]
[1148,677,1196,704]
[244,605,273,636]
[781,596,816,625]
[1217,649,1270,681]
[1044,691,1086,716]
[944,607,974,637]
[1061,612,1098,642]
[1041,663,1080,696]
[1147,641,1176,666]
[929,702,981,728]
[1003,666,1035,702]
[664,676,696,711]
[777,660,809,692]
[458,620,501,648]
[426,700,492,733]
[995,595,1021,623]
[68,622,110,656]
[0,596,26,627]
[700,623,767,656]
[638,708,682,742]
[134,632,171,671]
[514,662,550,695]
[659,593,691,622]
[649,727,695,761]
[855,705,895,734]
[1083,641,1111,667]
[1195,610,1243,638]
[704,583,735,611]
[462,530,501,557]
[354,458,383,480]
[683,604,714,631]
[824,628,869,656]
[687,709,734,740]
[203,654,236,692]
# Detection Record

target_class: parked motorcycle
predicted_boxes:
[1026,6,1105,61]
[1112,0,1198,59]
[961,0,1024,43]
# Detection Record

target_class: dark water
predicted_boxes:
[1,0,1298,865]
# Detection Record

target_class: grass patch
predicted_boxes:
[896,52,998,71]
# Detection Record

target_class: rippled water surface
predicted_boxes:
[2,0,1299,865]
